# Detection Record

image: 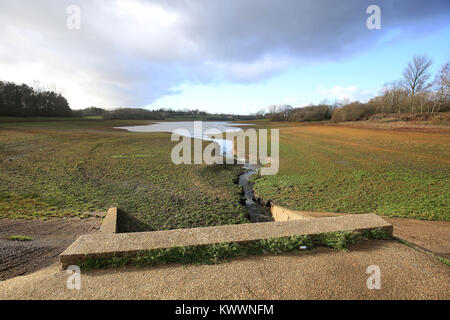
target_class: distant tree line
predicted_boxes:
[102,108,165,120]
[265,104,336,122]
[0,82,258,121]
[100,108,257,120]
[72,106,106,117]
[153,108,257,121]
[262,55,449,123]
[0,81,72,117]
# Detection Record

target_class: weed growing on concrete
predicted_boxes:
[9,235,32,241]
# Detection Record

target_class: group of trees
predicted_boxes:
[0,81,72,117]
[100,108,257,120]
[264,104,335,122]
[72,106,106,117]
[262,55,449,123]
[154,108,257,121]
[0,82,257,121]
[372,57,449,116]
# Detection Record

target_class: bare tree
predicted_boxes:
[431,62,450,114]
[280,105,293,119]
[402,55,433,96]
[267,104,279,115]
[255,109,266,119]
[330,99,342,111]
[381,80,407,116]
[402,55,433,113]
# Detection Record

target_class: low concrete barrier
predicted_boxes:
[99,207,119,234]
[60,213,393,268]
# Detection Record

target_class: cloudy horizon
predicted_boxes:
[0,0,449,114]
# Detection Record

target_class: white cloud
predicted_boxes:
[318,86,374,102]
[116,0,178,27]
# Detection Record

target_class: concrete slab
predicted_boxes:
[60,213,392,268]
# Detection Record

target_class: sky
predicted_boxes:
[0,0,449,114]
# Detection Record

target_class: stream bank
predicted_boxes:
[238,163,274,223]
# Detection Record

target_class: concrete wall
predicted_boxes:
[99,207,118,233]
[271,205,342,222]
[271,205,307,221]
[60,213,393,268]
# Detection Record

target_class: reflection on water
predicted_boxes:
[116,121,251,158]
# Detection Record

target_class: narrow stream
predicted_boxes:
[116,121,274,223]
[238,163,274,223]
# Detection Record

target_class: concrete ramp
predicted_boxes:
[60,213,392,268]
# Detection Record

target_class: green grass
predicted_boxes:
[0,119,248,230]
[9,235,32,241]
[79,228,392,269]
[436,256,450,267]
[250,123,450,221]
[2,117,447,231]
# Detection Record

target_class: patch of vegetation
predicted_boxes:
[0,119,248,230]
[80,228,391,269]
[436,256,450,267]
[9,235,32,241]
[251,123,450,221]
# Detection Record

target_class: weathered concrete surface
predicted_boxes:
[60,213,392,268]
[386,217,450,259]
[271,205,342,221]
[3,240,449,300]
[99,207,118,234]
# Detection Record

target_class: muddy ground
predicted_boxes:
[333,120,450,134]
[0,218,101,281]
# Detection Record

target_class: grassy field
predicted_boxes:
[251,122,450,221]
[1,117,448,230]
[0,119,248,230]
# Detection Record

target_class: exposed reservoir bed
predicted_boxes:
[116,121,273,223]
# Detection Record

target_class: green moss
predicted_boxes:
[9,235,32,241]
[435,256,450,267]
